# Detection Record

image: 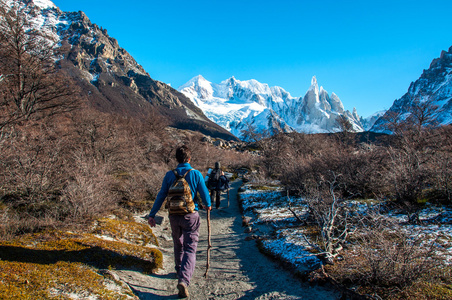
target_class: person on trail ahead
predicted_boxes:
[206,161,227,209]
[148,145,212,299]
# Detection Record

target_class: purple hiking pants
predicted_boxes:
[169,211,200,286]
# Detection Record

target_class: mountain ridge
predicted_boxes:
[178,75,364,139]
[371,46,452,132]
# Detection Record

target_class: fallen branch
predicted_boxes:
[288,206,308,225]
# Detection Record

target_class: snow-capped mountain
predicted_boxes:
[372,47,452,132]
[1,0,236,140]
[179,75,363,139]
[360,110,386,131]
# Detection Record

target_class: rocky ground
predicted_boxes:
[112,180,340,299]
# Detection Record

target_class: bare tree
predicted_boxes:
[0,1,78,133]
[433,126,452,202]
[289,172,352,265]
[382,97,441,209]
[335,115,353,132]
[240,121,270,144]
[406,97,440,132]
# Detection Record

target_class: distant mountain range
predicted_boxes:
[179,43,452,137]
[3,0,237,141]
[178,75,367,139]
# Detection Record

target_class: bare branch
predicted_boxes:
[0,1,80,133]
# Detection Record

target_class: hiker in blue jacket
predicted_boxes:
[148,145,211,298]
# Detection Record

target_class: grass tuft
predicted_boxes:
[93,218,159,247]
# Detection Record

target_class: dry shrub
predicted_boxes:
[328,214,444,297]
[0,120,74,233]
[68,110,171,212]
[223,148,256,171]
[1,123,67,201]
[61,151,116,223]
[112,164,168,212]
[0,207,20,240]
[263,127,451,203]
[277,132,390,199]
[0,106,177,235]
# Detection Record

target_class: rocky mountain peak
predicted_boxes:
[311,75,318,89]
[372,46,452,132]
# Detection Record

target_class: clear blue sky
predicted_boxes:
[52,0,452,118]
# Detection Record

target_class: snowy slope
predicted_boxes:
[360,110,386,131]
[179,75,363,139]
[4,0,66,43]
[32,0,55,9]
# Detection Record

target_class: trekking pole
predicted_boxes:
[203,209,212,278]
[227,189,230,208]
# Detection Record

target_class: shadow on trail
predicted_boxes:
[130,285,178,300]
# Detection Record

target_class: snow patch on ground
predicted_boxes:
[240,185,321,274]
[239,183,452,274]
[262,228,322,274]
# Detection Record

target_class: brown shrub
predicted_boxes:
[60,151,116,223]
[275,132,390,199]
[0,101,257,236]
[327,214,444,297]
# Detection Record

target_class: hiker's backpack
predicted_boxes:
[207,168,221,190]
[166,169,195,215]
[218,175,230,191]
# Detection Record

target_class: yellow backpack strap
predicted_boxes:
[182,169,193,178]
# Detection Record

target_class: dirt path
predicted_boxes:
[114,180,340,299]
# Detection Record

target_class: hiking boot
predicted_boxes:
[177,282,189,298]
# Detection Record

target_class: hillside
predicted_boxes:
[4,0,237,141]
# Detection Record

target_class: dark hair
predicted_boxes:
[175,145,191,163]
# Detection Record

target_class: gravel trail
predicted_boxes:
[114,180,340,299]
